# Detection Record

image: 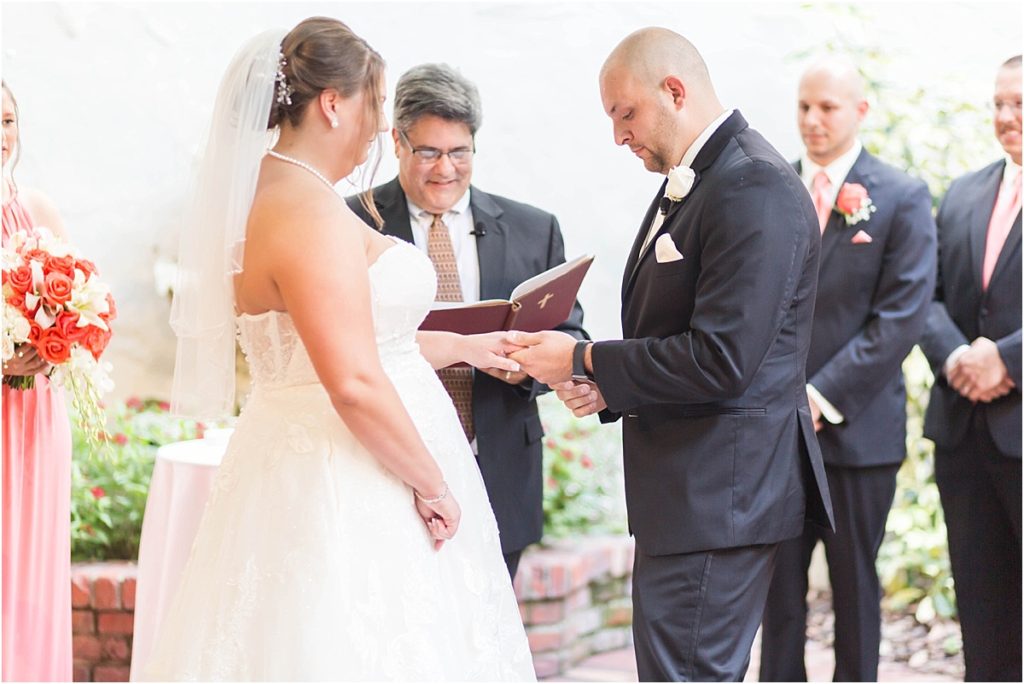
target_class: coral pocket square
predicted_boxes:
[654,234,684,263]
[850,230,873,244]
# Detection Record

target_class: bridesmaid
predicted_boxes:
[2,80,73,682]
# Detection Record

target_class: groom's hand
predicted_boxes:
[553,381,606,418]
[506,330,576,385]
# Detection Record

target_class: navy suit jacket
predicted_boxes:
[921,160,1022,458]
[346,178,588,552]
[592,111,834,556]
[797,150,937,468]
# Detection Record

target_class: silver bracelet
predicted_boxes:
[415,481,449,504]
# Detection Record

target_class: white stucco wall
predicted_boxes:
[2,1,1020,399]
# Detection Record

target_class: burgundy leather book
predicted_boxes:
[419,254,594,335]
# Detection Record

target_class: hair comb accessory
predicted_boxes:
[275,50,293,106]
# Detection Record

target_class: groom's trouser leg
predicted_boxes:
[759,525,818,681]
[632,542,778,682]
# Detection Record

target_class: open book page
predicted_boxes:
[510,254,594,301]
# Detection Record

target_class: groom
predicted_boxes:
[511,28,833,681]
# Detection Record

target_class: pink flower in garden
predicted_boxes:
[90,486,106,500]
[581,456,593,469]
[158,401,171,412]
[113,433,128,446]
[125,396,144,410]
[560,448,574,462]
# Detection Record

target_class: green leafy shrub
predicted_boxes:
[70,398,205,561]
[539,394,626,540]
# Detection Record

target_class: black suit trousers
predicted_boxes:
[760,462,900,682]
[935,412,1022,682]
[632,542,777,681]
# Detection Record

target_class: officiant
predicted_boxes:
[347,62,588,581]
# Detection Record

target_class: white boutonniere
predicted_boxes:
[664,166,696,205]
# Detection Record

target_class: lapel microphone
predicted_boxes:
[471,222,487,237]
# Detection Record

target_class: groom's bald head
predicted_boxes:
[599,27,724,174]
[600,27,715,97]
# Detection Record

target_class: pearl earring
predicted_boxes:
[330,118,339,129]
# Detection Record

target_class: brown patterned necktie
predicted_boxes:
[426,213,475,442]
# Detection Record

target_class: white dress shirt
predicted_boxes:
[407,189,481,453]
[799,140,863,425]
[406,189,481,304]
[800,139,863,200]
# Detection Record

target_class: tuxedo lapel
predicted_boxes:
[968,163,1004,293]
[469,187,508,300]
[619,113,749,302]
[623,180,667,301]
[819,150,874,268]
[374,178,415,244]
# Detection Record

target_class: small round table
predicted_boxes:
[128,430,232,680]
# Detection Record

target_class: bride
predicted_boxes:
[142,17,535,681]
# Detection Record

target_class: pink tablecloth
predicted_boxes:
[129,431,230,681]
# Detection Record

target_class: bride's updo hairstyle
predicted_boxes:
[269,17,385,225]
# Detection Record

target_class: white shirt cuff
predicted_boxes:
[943,345,971,377]
[807,384,844,424]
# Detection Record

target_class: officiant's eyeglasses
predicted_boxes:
[399,130,475,165]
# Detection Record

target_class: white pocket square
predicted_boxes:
[654,233,684,263]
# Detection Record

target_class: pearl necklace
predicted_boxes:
[266,150,336,191]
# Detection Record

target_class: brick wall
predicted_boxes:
[71,563,135,682]
[70,535,633,681]
[513,536,635,678]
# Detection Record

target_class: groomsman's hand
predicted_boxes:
[505,330,576,385]
[806,392,824,432]
[948,337,1013,402]
[553,381,606,418]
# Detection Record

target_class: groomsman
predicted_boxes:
[920,55,1021,682]
[346,63,587,581]
[760,58,937,682]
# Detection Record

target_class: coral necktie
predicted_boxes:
[426,213,475,442]
[812,170,833,234]
[982,168,1022,290]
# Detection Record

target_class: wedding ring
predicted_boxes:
[505,371,512,381]
[17,351,23,358]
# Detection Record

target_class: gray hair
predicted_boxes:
[393,63,483,136]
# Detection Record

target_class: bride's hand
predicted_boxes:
[414,487,462,551]
[458,331,524,372]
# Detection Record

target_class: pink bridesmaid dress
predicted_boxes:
[2,193,73,681]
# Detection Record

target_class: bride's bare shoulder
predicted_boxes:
[247,179,369,260]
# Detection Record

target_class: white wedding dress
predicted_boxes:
[142,239,535,681]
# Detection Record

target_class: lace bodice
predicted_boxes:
[236,240,437,389]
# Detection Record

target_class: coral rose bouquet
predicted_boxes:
[2,227,115,439]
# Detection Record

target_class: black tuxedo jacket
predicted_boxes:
[591,111,834,556]
[921,160,1022,458]
[346,178,588,552]
[796,150,937,467]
